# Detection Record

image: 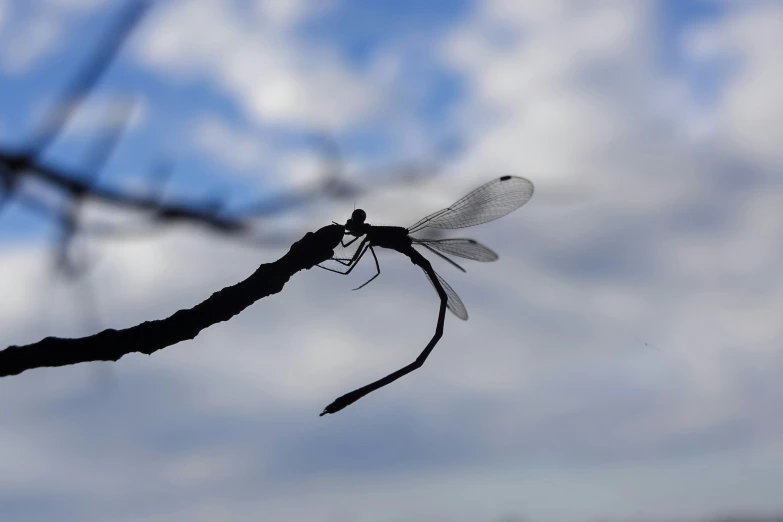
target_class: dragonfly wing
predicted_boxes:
[423,269,469,321]
[418,243,467,273]
[407,176,534,233]
[413,238,498,262]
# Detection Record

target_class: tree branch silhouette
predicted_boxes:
[0,224,345,378]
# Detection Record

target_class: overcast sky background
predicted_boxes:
[1,0,782,521]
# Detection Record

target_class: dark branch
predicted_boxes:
[0,224,345,378]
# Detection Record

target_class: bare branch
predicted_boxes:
[0,224,345,378]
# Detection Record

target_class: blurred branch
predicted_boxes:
[1,152,254,232]
[24,0,150,157]
[0,224,344,378]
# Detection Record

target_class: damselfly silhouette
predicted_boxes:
[319,175,534,416]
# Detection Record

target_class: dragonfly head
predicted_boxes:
[346,208,366,230]
[343,208,367,236]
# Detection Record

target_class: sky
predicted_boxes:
[1,0,782,521]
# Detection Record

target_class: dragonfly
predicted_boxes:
[318,175,534,416]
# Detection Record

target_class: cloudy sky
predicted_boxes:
[1,0,782,521]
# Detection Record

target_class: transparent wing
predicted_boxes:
[422,269,468,321]
[407,176,534,234]
[413,238,498,262]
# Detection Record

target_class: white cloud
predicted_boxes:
[136,0,383,130]
[440,0,662,191]
[190,115,271,172]
[714,5,783,167]
[251,0,331,29]
[0,0,7,33]
[47,0,107,9]
[189,114,329,191]
[0,9,62,73]
[680,3,783,168]
[0,0,109,74]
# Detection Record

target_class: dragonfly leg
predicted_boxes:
[324,235,365,266]
[315,238,369,275]
[351,246,381,291]
[316,263,352,275]
[320,250,447,416]
[341,235,361,248]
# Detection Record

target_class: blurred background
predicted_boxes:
[1,0,782,521]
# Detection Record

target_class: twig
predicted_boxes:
[0,224,345,378]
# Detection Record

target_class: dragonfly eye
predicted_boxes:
[351,209,366,224]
